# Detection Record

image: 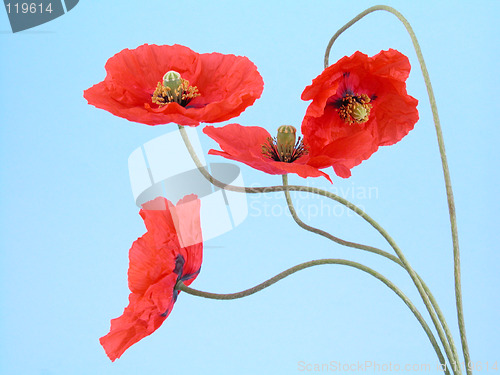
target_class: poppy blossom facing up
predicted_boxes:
[203,123,332,182]
[301,49,419,178]
[84,44,264,126]
[100,195,203,361]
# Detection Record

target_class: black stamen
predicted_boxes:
[261,137,308,163]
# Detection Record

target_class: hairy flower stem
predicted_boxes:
[324,6,469,373]
[176,258,448,373]
[178,125,455,369]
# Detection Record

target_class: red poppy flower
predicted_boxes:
[301,49,419,178]
[84,44,264,126]
[100,195,203,361]
[203,123,332,182]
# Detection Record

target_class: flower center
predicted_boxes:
[152,70,200,107]
[337,93,372,125]
[261,125,308,163]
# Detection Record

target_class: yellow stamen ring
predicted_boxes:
[338,94,372,125]
[152,72,200,107]
[262,125,308,163]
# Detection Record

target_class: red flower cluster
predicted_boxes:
[84,44,264,126]
[93,46,420,360]
[204,49,418,179]
[100,195,203,361]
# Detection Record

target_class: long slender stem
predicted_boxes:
[282,175,459,372]
[282,176,458,373]
[178,125,404,261]
[176,258,448,373]
[324,6,469,372]
[179,125,458,371]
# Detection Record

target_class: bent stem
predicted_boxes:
[179,124,457,371]
[324,6,469,372]
[176,258,448,373]
[282,175,459,372]
[179,125,413,259]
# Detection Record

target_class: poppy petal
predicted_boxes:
[84,44,264,126]
[204,124,332,181]
[100,196,203,361]
[301,49,419,178]
[99,274,177,361]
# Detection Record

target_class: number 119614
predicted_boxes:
[5,3,54,14]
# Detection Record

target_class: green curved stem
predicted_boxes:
[179,125,460,371]
[181,123,457,361]
[282,175,459,373]
[176,258,448,373]
[179,125,408,260]
[324,6,469,372]
[179,125,456,370]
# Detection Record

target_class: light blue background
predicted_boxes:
[1,1,498,374]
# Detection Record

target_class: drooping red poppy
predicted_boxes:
[203,123,332,182]
[84,44,264,126]
[301,49,419,178]
[100,195,203,361]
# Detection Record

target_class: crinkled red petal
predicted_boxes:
[301,49,419,178]
[204,124,332,181]
[100,196,203,361]
[99,273,177,361]
[84,44,264,126]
